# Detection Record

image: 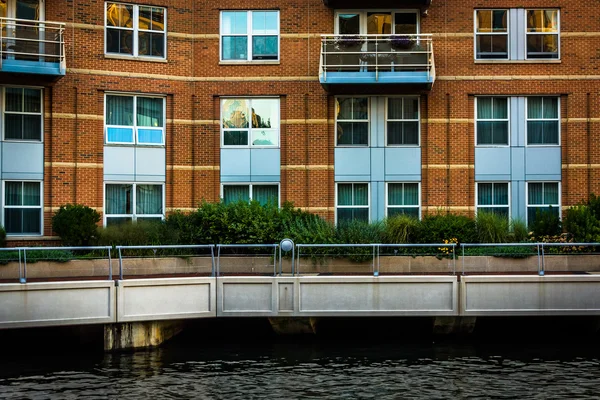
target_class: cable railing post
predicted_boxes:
[462,244,466,276]
[540,243,546,276]
[210,245,215,277]
[452,243,456,275]
[108,247,112,280]
[23,248,27,283]
[217,245,221,277]
[273,245,277,277]
[118,247,123,280]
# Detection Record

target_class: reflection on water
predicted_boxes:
[1,337,600,399]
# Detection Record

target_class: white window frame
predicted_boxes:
[385,182,421,219]
[220,98,280,148]
[473,9,560,61]
[219,10,280,62]
[335,182,370,224]
[525,9,560,60]
[525,96,560,147]
[473,9,509,60]
[334,10,420,34]
[2,86,44,142]
[2,180,43,236]
[104,2,167,60]
[103,182,165,226]
[526,181,561,225]
[475,182,511,219]
[104,93,166,146]
[475,97,510,147]
[335,96,370,147]
[220,183,280,206]
[385,96,420,147]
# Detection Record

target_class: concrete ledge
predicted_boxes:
[0,280,115,329]
[117,278,216,322]
[461,275,600,316]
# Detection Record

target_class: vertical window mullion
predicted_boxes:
[247,12,253,61]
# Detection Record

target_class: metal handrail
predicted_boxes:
[0,246,113,283]
[295,243,456,276]
[0,17,65,69]
[116,244,216,280]
[216,244,279,277]
[320,33,434,82]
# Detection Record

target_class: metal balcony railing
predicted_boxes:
[0,17,65,73]
[319,34,435,84]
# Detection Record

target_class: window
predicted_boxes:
[387,97,419,146]
[3,181,42,235]
[336,97,368,146]
[220,11,279,61]
[527,97,559,145]
[475,9,508,59]
[336,11,419,35]
[337,183,369,223]
[527,10,559,59]
[474,9,559,60]
[477,182,509,218]
[387,183,419,218]
[222,184,279,206]
[4,87,42,141]
[105,183,164,225]
[105,2,166,59]
[527,182,560,225]
[476,97,509,146]
[105,94,165,145]
[221,98,279,147]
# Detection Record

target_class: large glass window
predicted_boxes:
[221,11,279,61]
[221,98,279,147]
[3,181,42,235]
[387,183,419,218]
[476,97,509,146]
[337,183,369,224]
[474,9,559,61]
[475,10,508,59]
[4,87,42,141]
[477,182,509,218]
[105,183,164,225]
[336,97,368,146]
[527,97,559,145]
[527,10,559,59]
[105,94,165,145]
[527,182,560,225]
[105,3,166,58]
[387,97,419,146]
[222,184,279,206]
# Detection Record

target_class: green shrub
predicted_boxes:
[0,249,74,265]
[283,213,337,244]
[509,219,530,243]
[530,207,562,237]
[384,214,420,244]
[564,205,600,242]
[0,226,5,247]
[97,220,178,248]
[476,211,509,243]
[336,220,384,262]
[52,204,101,246]
[415,213,478,244]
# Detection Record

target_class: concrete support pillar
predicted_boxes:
[104,320,185,352]
[269,317,318,335]
[433,316,477,336]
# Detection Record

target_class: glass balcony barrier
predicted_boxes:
[319,34,435,89]
[0,17,66,76]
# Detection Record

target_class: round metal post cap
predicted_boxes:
[280,238,294,252]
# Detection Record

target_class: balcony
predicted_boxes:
[322,1,432,8]
[0,18,66,77]
[319,34,435,93]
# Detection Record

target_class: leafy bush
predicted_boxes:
[530,207,562,238]
[384,214,420,244]
[97,220,178,248]
[336,220,384,262]
[509,219,530,243]
[52,204,101,246]
[476,211,509,243]
[0,249,74,265]
[0,226,5,247]
[564,205,600,243]
[415,214,478,244]
[283,213,337,245]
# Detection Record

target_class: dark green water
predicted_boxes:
[1,319,599,399]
